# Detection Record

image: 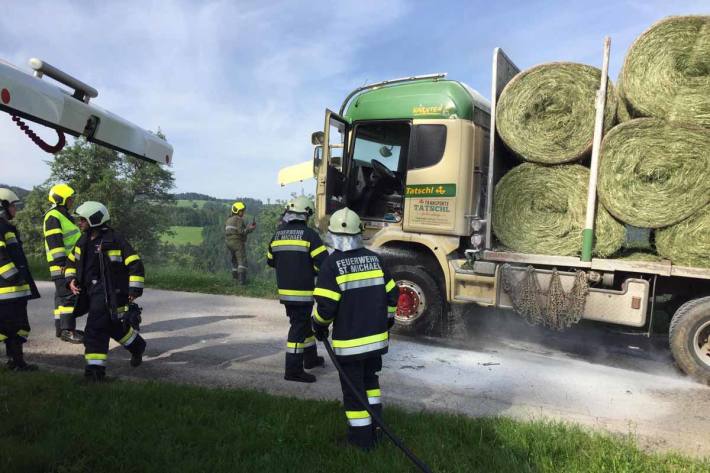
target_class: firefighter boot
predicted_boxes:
[129,336,146,368]
[237,269,247,286]
[303,353,325,369]
[59,314,84,344]
[55,319,62,338]
[284,353,316,383]
[84,364,106,382]
[348,425,375,451]
[5,339,38,372]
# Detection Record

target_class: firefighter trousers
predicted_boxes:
[284,304,318,375]
[83,284,145,373]
[0,300,31,360]
[54,278,80,332]
[338,355,383,450]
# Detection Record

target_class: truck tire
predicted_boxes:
[390,264,445,336]
[669,296,710,385]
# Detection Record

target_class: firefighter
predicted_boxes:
[267,196,328,383]
[0,188,40,371]
[43,183,83,343]
[225,201,256,285]
[312,207,399,450]
[65,201,146,381]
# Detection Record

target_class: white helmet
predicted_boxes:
[285,196,314,216]
[328,207,362,235]
[0,188,20,207]
[75,201,110,227]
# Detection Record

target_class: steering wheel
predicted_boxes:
[371,159,396,180]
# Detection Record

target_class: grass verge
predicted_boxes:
[1,371,706,473]
[145,264,277,299]
[27,256,277,299]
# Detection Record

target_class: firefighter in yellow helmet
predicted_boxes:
[225,201,256,285]
[43,183,83,343]
[312,207,399,450]
[0,188,40,370]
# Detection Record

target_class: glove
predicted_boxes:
[124,303,143,330]
[313,322,329,342]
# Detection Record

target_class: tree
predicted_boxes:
[15,138,175,259]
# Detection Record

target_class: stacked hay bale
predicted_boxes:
[493,15,710,268]
[493,62,625,257]
[603,15,710,268]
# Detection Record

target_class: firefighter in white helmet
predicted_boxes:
[267,196,328,383]
[225,201,256,285]
[0,188,40,370]
[65,201,146,381]
[43,183,83,343]
[312,207,399,449]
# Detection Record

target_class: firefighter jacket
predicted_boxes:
[225,214,253,251]
[0,217,40,304]
[64,226,144,314]
[267,220,328,305]
[43,205,81,280]
[313,248,399,360]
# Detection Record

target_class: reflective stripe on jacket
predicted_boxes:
[64,226,145,313]
[0,218,40,303]
[267,220,327,305]
[43,206,80,279]
[313,247,399,360]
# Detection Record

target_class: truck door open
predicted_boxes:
[314,109,349,230]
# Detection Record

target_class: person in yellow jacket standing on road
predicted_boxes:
[225,201,256,285]
[43,183,83,343]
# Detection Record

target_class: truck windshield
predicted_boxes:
[352,123,409,172]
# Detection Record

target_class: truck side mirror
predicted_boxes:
[311,131,325,145]
[313,145,323,168]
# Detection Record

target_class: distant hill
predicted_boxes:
[0,184,30,199]
[173,192,219,201]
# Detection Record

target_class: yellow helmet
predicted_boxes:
[232,201,246,214]
[48,183,75,206]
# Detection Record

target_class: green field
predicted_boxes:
[176,199,229,209]
[1,371,706,473]
[161,225,204,245]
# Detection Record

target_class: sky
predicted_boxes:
[1,0,707,201]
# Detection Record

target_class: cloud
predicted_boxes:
[0,0,407,199]
[1,0,705,200]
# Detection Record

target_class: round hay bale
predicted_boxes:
[496,62,618,164]
[493,163,625,257]
[598,118,710,228]
[619,16,710,128]
[656,204,710,268]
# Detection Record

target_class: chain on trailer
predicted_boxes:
[501,264,589,331]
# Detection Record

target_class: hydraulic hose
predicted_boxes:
[322,338,434,473]
[11,115,66,153]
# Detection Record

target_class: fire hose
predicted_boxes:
[321,338,434,473]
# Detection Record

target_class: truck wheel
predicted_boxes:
[390,264,445,335]
[669,296,710,385]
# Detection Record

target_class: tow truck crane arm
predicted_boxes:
[0,58,173,164]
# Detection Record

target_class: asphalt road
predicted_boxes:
[23,282,710,458]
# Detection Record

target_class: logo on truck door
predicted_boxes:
[404,184,456,198]
[405,184,456,228]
